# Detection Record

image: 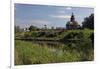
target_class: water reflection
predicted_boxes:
[33,41,64,47]
[32,40,93,54]
[31,40,93,61]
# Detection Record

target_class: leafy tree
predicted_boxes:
[37,32,45,37]
[89,33,94,48]
[82,13,94,29]
[15,26,21,33]
[29,25,38,31]
[44,24,47,29]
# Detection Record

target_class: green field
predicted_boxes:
[15,29,94,65]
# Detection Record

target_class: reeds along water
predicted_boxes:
[15,38,94,65]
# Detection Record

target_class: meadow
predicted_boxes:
[15,29,94,65]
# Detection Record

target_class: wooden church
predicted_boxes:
[66,13,80,29]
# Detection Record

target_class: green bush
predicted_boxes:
[62,32,84,41]
[46,33,57,37]
[31,32,38,37]
[24,32,31,38]
[37,32,46,37]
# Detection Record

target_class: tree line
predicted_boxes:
[15,13,94,32]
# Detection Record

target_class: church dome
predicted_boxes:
[66,13,79,29]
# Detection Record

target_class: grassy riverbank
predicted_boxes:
[15,39,94,65]
[15,29,94,41]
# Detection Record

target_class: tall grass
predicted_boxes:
[15,39,93,65]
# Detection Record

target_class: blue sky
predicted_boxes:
[15,4,94,29]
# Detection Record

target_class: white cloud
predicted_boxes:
[58,10,66,13]
[29,20,51,28]
[31,20,50,25]
[15,19,51,28]
[66,7,72,10]
[57,7,72,14]
[50,15,70,19]
[59,7,72,10]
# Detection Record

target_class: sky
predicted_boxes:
[15,3,94,29]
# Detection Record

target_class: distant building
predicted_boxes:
[66,13,80,29]
[24,28,29,32]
